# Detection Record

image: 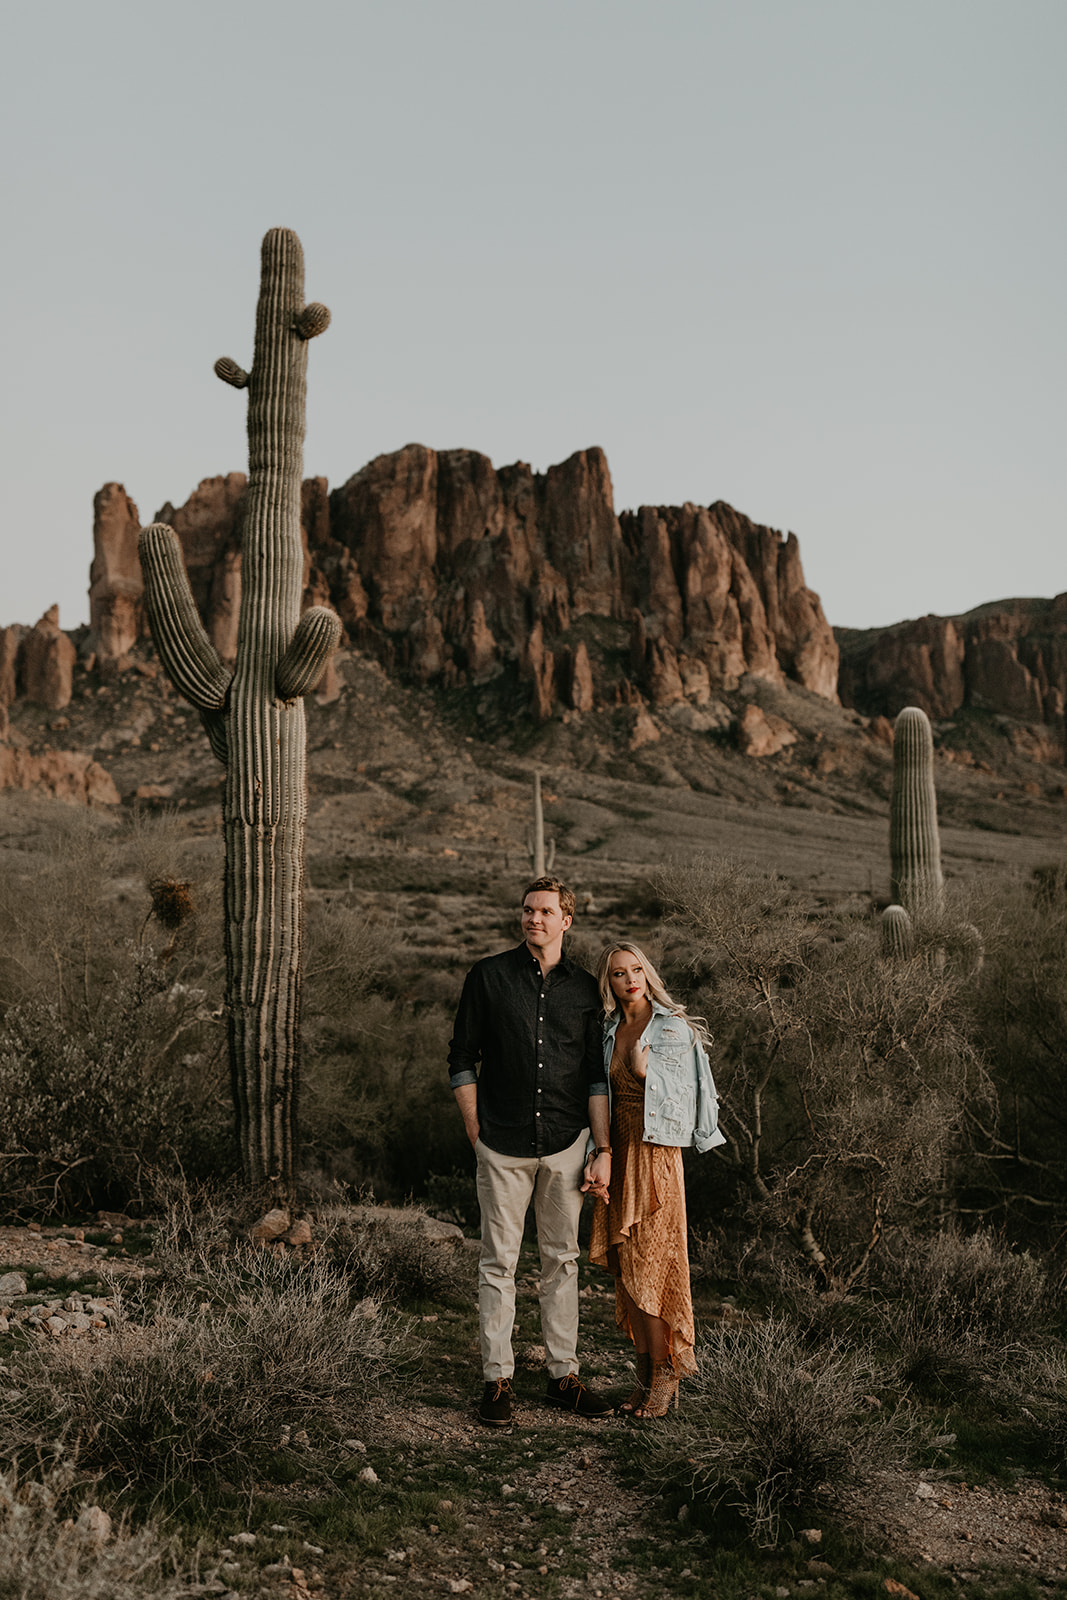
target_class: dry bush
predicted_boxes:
[0,805,228,1215]
[300,993,469,1199]
[0,1457,198,1599]
[1009,1347,1067,1472]
[322,1209,474,1304]
[642,1318,918,1545]
[962,875,1067,1245]
[874,1227,1049,1391]
[1,1251,410,1502]
[655,856,992,1289]
[0,952,227,1215]
[879,1227,1048,1346]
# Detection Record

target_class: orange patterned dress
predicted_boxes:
[588,1044,697,1377]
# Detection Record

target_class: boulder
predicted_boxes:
[736,703,797,758]
[249,1207,290,1244]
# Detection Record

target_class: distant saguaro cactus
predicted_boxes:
[526,773,556,877]
[138,228,341,1191]
[890,706,944,916]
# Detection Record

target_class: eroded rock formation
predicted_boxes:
[838,596,1067,728]
[89,484,143,667]
[131,443,836,722]
[18,607,76,710]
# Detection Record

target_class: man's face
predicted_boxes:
[521,890,572,948]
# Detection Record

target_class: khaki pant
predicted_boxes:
[475,1129,589,1381]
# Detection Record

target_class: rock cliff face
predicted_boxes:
[837,597,1067,729]
[89,483,143,666]
[0,607,77,712]
[96,443,835,719]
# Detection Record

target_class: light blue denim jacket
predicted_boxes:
[603,1000,726,1153]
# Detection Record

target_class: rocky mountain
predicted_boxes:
[78,443,840,721]
[2,443,1065,848]
[837,598,1067,762]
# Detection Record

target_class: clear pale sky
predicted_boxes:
[2,0,1063,634]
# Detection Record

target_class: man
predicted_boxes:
[449,875,613,1426]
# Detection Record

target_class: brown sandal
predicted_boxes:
[617,1351,652,1414]
[634,1359,679,1418]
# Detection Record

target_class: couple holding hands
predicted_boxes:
[449,875,724,1428]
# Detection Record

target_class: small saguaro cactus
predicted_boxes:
[889,706,944,916]
[526,772,556,877]
[138,228,341,1191]
[880,903,915,960]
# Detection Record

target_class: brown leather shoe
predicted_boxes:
[477,1378,514,1426]
[544,1373,612,1418]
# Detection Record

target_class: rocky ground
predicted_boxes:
[3,1219,1067,1596]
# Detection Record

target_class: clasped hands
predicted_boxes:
[581,1151,611,1204]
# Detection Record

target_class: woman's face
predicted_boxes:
[608,950,648,1006]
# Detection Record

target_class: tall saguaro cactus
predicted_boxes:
[138,228,341,1191]
[889,705,944,916]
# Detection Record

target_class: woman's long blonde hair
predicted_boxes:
[596,941,711,1049]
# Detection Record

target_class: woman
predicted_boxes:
[588,942,724,1417]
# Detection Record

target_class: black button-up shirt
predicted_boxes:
[448,942,608,1158]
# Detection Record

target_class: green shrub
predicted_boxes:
[641,1318,918,1545]
[1,1251,410,1503]
[300,995,470,1199]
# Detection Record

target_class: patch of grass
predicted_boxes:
[0,1457,199,1600]
[2,1249,412,1509]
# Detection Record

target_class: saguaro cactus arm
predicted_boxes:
[214,356,249,389]
[276,606,343,700]
[138,522,232,711]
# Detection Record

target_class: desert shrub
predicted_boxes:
[0,804,228,1215]
[0,952,229,1216]
[300,993,470,1199]
[963,876,1067,1246]
[1,1251,410,1503]
[877,1227,1048,1347]
[323,1210,473,1304]
[641,1318,917,1545]
[873,1228,1049,1392]
[0,1458,198,1600]
[1010,1347,1067,1472]
[655,856,991,1288]
[421,1168,480,1232]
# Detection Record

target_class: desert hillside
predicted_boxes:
[2,442,1065,938]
